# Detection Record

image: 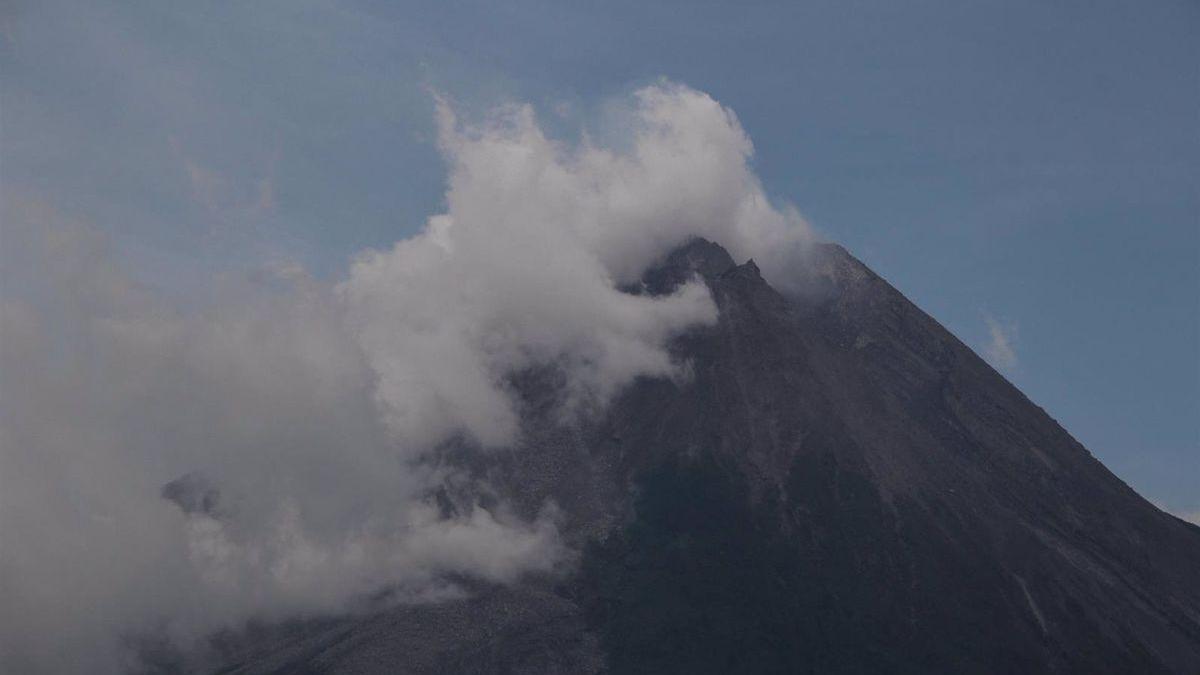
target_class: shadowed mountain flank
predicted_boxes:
[194,239,1200,675]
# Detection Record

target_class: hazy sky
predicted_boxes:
[3,1,1196,521]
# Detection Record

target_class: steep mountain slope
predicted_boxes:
[197,239,1200,674]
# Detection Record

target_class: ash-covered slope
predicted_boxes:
[200,239,1200,675]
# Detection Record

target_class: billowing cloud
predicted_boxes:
[0,82,813,673]
[341,82,814,448]
[0,205,572,673]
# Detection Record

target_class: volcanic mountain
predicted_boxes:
[194,239,1200,674]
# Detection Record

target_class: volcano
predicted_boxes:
[197,239,1200,674]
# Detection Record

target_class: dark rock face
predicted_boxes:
[200,239,1200,674]
[162,472,223,519]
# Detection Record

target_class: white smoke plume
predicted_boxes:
[0,82,813,672]
[983,313,1019,371]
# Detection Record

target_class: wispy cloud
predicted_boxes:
[982,313,1019,371]
[169,136,278,223]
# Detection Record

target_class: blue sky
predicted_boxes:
[3,0,1197,515]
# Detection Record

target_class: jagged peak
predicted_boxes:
[636,236,737,295]
[721,257,762,282]
[660,237,737,278]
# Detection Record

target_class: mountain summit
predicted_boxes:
[200,239,1200,674]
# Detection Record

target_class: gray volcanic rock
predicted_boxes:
[192,239,1200,674]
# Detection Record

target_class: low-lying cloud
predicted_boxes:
[0,82,813,672]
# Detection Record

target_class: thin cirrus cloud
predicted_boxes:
[0,82,813,673]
